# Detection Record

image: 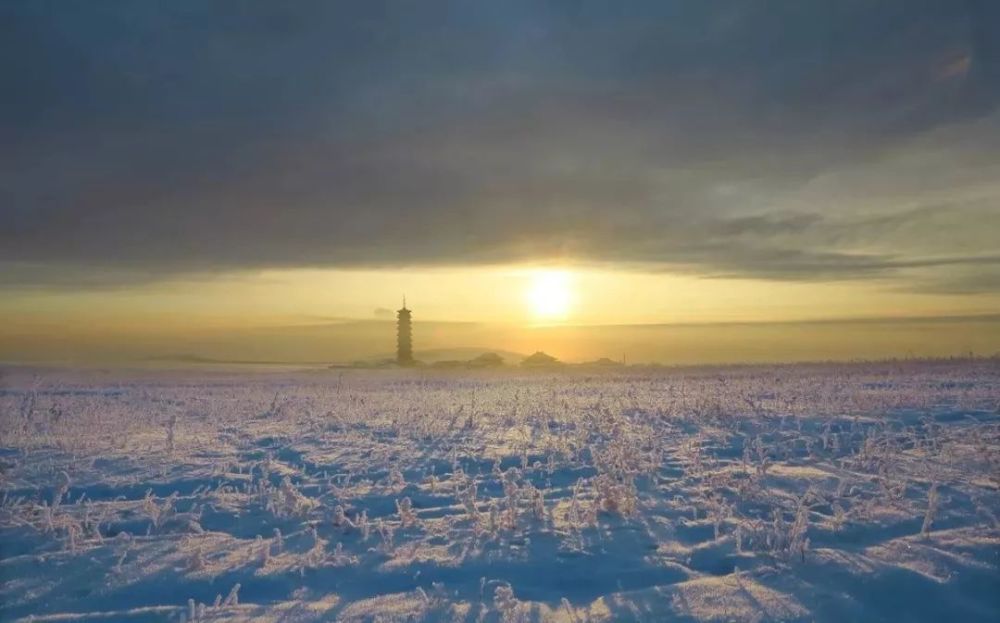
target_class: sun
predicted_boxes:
[525,270,573,320]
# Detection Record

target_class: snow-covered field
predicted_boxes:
[1,361,998,622]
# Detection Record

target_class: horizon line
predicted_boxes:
[270,311,1000,331]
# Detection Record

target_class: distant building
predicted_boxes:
[396,298,414,365]
[521,351,561,366]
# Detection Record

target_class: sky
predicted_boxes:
[2,1,999,363]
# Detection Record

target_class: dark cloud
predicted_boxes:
[1,1,998,290]
[908,267,1000,295]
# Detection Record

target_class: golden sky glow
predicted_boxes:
[4,264,1000,327]
[2,264,999,364]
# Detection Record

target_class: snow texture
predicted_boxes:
[1,360,998,622]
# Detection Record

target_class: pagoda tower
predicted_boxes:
[396,297,413,365]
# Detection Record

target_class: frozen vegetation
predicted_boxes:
[1,360,998,622]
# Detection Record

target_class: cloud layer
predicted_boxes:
[2,1,999,291]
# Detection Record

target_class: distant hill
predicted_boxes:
[521,351,562,366]
[144,347,528,367]
[144,354,331,366]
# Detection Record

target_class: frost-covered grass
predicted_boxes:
[1,360,998,622]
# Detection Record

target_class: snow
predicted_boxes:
[1,360,998,622]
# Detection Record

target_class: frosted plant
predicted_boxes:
[561,597,579,623]
[265,392,282,418]
[594,475,617,513]
[921,482,940,537]
[256,534,269,565]
[832,501,847,531]
[277,476,316,516]
[568,481,584,529]
[222,583,240,607]
[260,454,273,483]
[187,548,204,572]
[396,496,417,528]
[711,500,727,540]
[113,534,131,573]
[358,510,370,540]
[835,477,848,499]
[165,414,177,454]
[754,439,771,480]
[503,488,520,530]
[493,584,518,619]
[333,505,356,529]
[586,496,600,526]
[331,541,358,565]
[429,581,447,603]
[142,491,177,532]
[388,467,406,489]
[303,526,326,566]
[528,484,545,521]
[40,501,54,534]
[879,475,907,503]
[768,509,785,552]
[488,500,500,534]
[376,518,394,551]
[788,504,810,561]
[80,499,103,541]
[65,522,79,552]
[416,587,429,604]
[53,470,70,510]
[593,474,637,518]
[272,528,285,554]
[459,483,480,524]
[165,504,203,534]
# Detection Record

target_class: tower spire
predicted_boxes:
[396,298,413,365]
